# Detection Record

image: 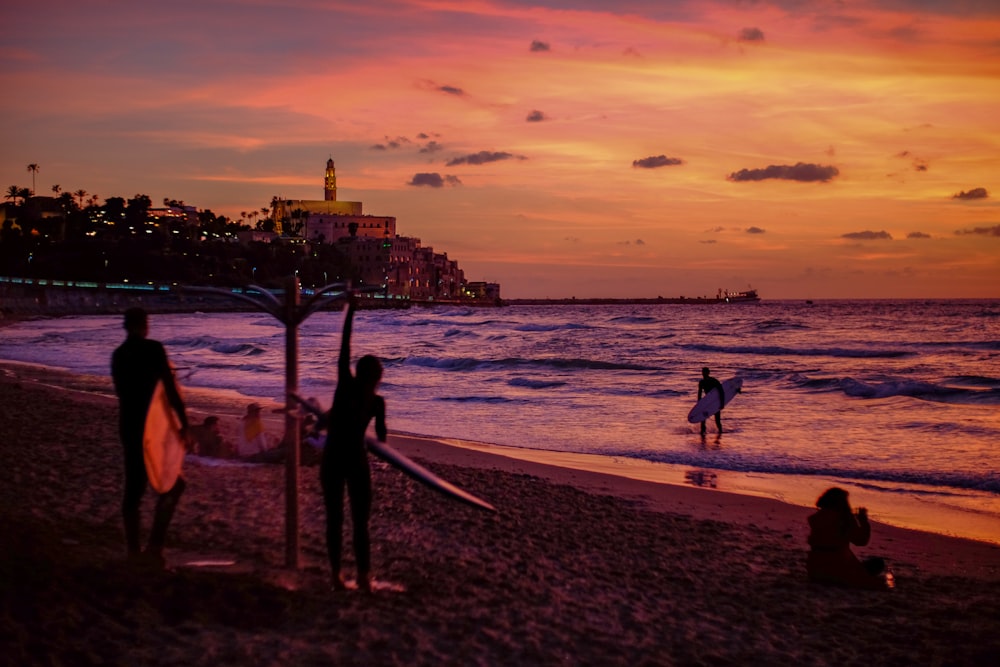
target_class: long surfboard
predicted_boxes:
[289,393,497,513]
[143,379,186,493]
[687,377,743,424]
[366,438,496,513]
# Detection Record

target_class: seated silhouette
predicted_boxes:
[807,487,888,590]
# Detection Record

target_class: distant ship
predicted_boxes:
[717,288,760,303]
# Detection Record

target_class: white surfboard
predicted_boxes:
[289,393,496,513]
[366,437,496,513]
[687,377,743,424]
[143,379,186,493]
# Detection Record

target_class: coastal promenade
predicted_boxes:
[1,277,258,317]
[0,276,412,318]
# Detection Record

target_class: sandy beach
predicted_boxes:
[2,360,999,666]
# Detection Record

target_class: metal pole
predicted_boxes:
[284,276,301,569]
[185,279,354,571]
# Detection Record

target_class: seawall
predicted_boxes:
[0,279,254,318]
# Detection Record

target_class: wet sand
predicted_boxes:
[2,362,999,666]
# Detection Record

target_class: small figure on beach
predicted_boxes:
[807,487,889,590]
[299,407,326,463]
[190,416,234,458]
[250,409,324,466]
[697,366,725,435]
[322,292,387,592]
[111,307,189,568]
[288,396,326,455]
[237,402,272,457]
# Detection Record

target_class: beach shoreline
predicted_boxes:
[2,360,1000,665]
[3,360,999,576]
[388,433,1000,549]
[3,355,997,548]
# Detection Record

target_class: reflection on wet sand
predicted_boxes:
[685,470,718,488]
[698,432,722,450]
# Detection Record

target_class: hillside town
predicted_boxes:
[1,160,501,308]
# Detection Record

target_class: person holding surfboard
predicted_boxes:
[697,367,725,435]
[321,292,387,592]
[111,307,190,568]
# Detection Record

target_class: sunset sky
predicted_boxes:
[2,0,998,299]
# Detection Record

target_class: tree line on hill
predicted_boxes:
[2,185,356,289]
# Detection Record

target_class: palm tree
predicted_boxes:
[52,184,61,195]
[5,186,31,205]
[57,192,75,213]
[73,189,88,209]
[26,164,39,195]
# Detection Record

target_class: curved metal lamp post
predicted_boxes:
[187,276,357,569]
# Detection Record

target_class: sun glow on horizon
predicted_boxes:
[1,0,997,298]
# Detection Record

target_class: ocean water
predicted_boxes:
[2,300,998,544]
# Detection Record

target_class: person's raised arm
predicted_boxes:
[338,293,358,382]
[850,507,872,547]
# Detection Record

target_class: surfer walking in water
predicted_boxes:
[321,292,387,592]
[111,307,190,568]
[697,366,725,435]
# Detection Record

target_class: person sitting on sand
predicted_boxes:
[322,292,387,592]
[237,403,272,457]
[299,411,325,465]
[249,411,324,466]
[300,397,326,452]
[189,416,234,458]
[697,366,725,435]
[807,487,888,589]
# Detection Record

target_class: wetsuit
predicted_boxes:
[698,375,725,433]
[321,304,387,582]
[111,334,188,557]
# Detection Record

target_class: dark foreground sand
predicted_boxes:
[2,362,999,666]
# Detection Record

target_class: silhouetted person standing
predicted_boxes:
[698,366,725,435]
[111,307,189,568]
[322,293,387,592]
